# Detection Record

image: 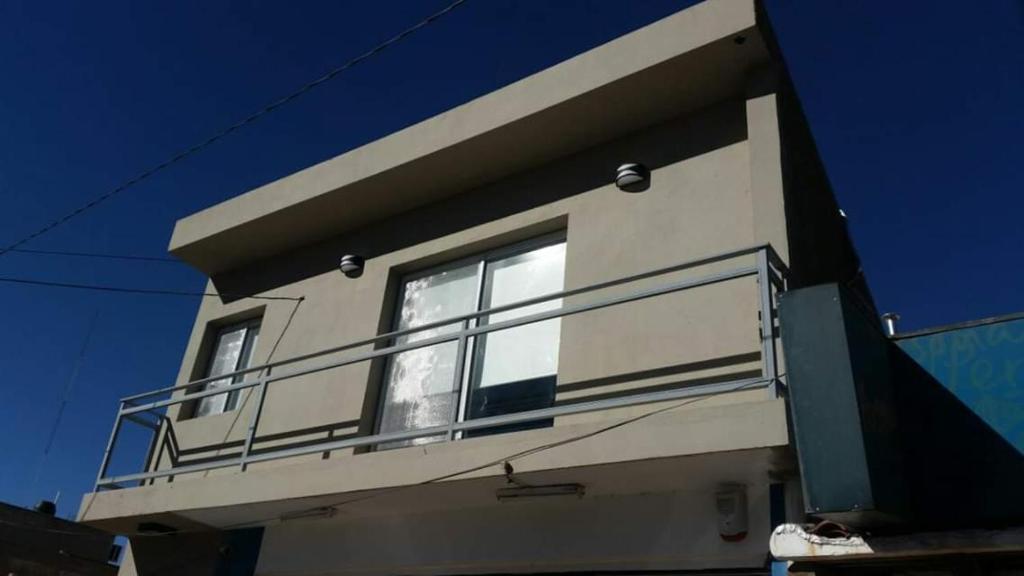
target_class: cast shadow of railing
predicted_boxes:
[148,418,362,483]
[554,351,762,407]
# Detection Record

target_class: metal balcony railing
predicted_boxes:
[94,244,788,491]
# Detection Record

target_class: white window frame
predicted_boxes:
[375,231,567,441]
[192,318,262,418]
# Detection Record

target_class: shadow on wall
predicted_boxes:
[210,99,748,300]
[128,527,262,576]
[554,351,762,406]
[890,316,1024,529]
[896,316,1024,455]
[148,418,363,477]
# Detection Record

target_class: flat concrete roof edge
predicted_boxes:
[168,0,760,270]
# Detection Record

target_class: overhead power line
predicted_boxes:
[27,312,100,506]
[7,247,181,263]
[0,0,468,259]
[0,275,303,302]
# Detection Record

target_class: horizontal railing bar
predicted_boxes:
[118,265,759,413]
[145,408,173,421]
[121,244,780,403]
[261,266,758,387]
[99,245,790,492]
[214,377,773,468]
[123,414,160,431]
[99,457,244,486]
[121,379,265,416]
[100,377,771,487]
[98,421,471,485]
[453,377,770,431]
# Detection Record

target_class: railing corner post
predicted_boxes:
[756,248,780,398]
[95,401,125,491]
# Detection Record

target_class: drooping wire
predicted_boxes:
[0,0,469,259]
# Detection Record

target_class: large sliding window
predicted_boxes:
[378,234,566,447]
[193,319,261,418]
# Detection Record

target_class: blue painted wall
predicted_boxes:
[896,316,1024,453]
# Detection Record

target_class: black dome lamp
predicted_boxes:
[615,163,650,193]
[339,254,365,278]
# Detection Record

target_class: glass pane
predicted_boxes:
[474,242,566,388]
[195,325,248,418]
[225,325,260,412]
[379,262,480,447]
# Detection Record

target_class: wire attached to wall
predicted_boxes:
[5,247,183,263]
[0,275,304,302]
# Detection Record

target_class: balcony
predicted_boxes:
[91,244,788,494]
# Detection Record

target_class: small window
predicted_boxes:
[193,319,261,417]
[377,234,566,447]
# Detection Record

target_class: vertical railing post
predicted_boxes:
[240,370,271,472]
[94,402,125,490]
[447,335,470,441]
[756,248,780,398]
[139,416,165,486]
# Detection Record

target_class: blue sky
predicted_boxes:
[0,1,1021,518]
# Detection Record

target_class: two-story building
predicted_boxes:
[77,1,869,574]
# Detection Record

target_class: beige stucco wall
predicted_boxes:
[255,479,775,575]
[132,95,787,487]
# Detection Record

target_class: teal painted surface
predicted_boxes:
[897,317,1024,452]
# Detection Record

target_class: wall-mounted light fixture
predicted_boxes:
[615,163,650,193]
[496,483,585,502]
[339,254,365,278]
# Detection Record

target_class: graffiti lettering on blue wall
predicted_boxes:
[897,318,1024,452]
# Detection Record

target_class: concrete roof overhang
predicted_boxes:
[169,0,771,275]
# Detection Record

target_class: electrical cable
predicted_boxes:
[0,0,468,259]
[0,275,303,302]
[6,247,182,263]
[26,312,100,507]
